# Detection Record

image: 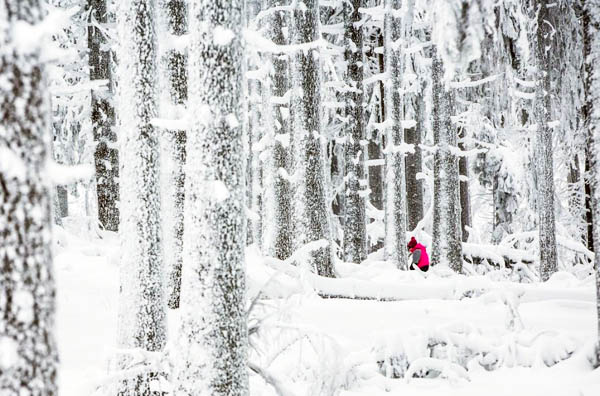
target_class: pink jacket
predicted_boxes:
[410,243,430,268]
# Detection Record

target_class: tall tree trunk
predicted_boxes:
[247,0,263,248]
[342,0,367,263]
[366,28,385,252]
[586,153,595,251]
[262,0,292,260]
[584,8,595,253]
[567,154,581,214]
[405,93,424,232]
[458,126,471,242]
[162,0,187,310]
[54,185,69,225]
[431,49,462,272]
[115,0,166,392]
[533,0,558,281]
[384,0,408,269]
[582,0,600,367]
[289,0,334,277]
[177,1,249,394]
[88,0,119,232]
[0,2,59,393]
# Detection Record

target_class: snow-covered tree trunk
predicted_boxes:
[458,126,471,242]
[533,0,558,282]
[582,0,600,367]
[0,1,59,393]
[88,0,119,232]
[115,0,166,392]
[246,0,263,248]
[371,31,385,218]
[405,93,424,232]
[176,1,250,394]
[586,154,595,252]
[384,0,408,269]
[55,185,69,224]
[289,0,334,277]
[431,49,462,272]
[342,0,367,263]
[161,0,187,309]
[261,0,292,260]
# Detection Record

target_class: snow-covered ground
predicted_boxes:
[55,229,600,396]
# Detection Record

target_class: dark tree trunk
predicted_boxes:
[262,0,293,260]
[0,1,59,393]
[88,0,119,232]
[163,0,187,310]
[370,27,385,215]
[405,94,424,232]
[583,1,595,254]
[582,0,600,367]
[533,0,558,281]
[383,0,408,269]
[342,0,367,263]
[586,153,595,252]
[55,185,69,224]
[458,126,471,241]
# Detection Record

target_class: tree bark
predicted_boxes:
[533,0,558,281]
[583,5,596,254]
[582,0,600,367]
[161,0,187,310]
[431,49,463,272]
[115,0,166,392]
[405,93,424,232]
[88,0,119,232]
[261,0,292,260]
[383,0,408,269]
[289,0,334,277]
[342,0,367,263]
[586,153,595,251]
[458,126,471,242]
[177,1,250,394]
[366,27,385,252]
[0,2,59,393]
[54,185,69,225]
[247,0,263,249]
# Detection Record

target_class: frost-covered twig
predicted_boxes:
[248,361,295,396]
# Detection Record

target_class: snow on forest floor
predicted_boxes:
[54,228,600,396]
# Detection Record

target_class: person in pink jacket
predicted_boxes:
[407,237,430,272]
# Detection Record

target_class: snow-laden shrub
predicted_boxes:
[247,297,347,396]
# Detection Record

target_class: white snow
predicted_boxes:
[0,145,27,181]
[213,26,236,46]
[47,162,95,186]
[0,337,19,370]
[13,290,35,324]
[55,229,600,396]
[209,180,230,203]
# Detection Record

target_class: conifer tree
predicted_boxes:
[431,48,463,272]
[289,0,334,277]
[384,0,408,269]
[88,0,119,231]
[342,0,367,263]
[582,0,600,367]
[177,1,250,394]
[533,0,558,281]
[115,0,166,392]
[261,0,293,260]
[0,1,59,393]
